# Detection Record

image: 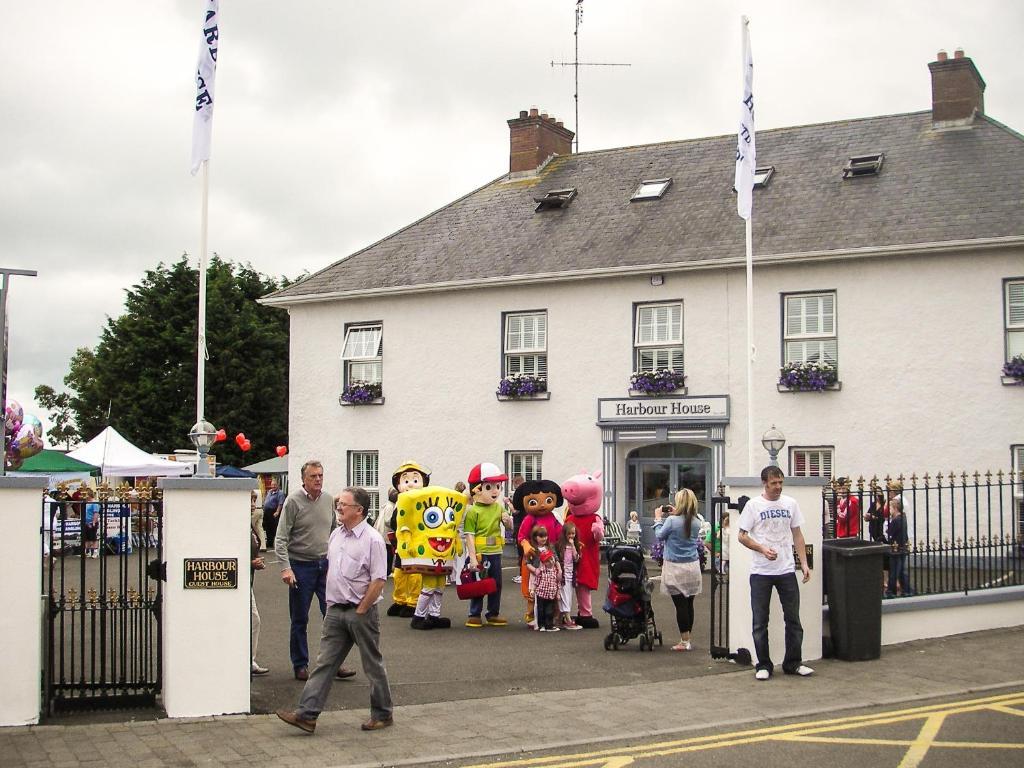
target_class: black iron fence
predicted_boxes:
[43,483,163,714]
[822,471,1023,598]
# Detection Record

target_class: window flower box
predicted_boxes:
[340,381,384,405]
[629,369,687,396]
[495,374,549,401]
[1002,355,1024,385]
[777,361,839,392]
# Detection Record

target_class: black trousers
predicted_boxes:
[669,593,695,634]
[536,596,557,629]
[263,510,279,549]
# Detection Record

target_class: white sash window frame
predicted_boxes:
[634,302,684,374]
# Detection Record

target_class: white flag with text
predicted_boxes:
[190,0,220,175]
[734,16,755,220]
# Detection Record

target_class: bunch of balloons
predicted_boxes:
[4,400,45,470]
[211,427,287,457]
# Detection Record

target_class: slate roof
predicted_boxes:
[267,111,1024,303]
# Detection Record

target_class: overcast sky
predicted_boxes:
[3,0,1022,447]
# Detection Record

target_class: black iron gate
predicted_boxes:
[709,491,751,664]
[43,483,163,714]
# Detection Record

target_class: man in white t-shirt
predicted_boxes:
[737,466,814,681]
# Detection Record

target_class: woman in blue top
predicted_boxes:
[653,488,703,652]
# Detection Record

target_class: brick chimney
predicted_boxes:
[507,107,575,174]
[928,48,985,124]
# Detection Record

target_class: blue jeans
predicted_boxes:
[469,553,503,619]
[887,553,912,596]
[750,572,803,674]
[289,558,328,670]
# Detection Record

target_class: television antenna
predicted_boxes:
[550,0,631,152]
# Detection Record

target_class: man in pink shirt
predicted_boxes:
[277,487,393,734]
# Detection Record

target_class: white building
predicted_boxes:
[265,50,1024,525]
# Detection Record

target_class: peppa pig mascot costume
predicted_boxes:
[563,471,605,628]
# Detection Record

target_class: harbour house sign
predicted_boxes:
[597,396,729,424]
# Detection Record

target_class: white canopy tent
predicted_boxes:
[68,426,192,477]
[241,455,287,474]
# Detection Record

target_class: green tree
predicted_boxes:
[64,255,291,466]
[33,384,80,450]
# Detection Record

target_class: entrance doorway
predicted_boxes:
[626,444,711,531]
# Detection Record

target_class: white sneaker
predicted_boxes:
[512,575,522,584]
[790,665,814,677]
[755,668,771,681]
[251,662,269,675]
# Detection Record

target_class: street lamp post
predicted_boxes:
[188,419,217,478]
[1,268,39,477]
[761,425,786,468]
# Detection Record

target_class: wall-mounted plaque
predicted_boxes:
[183,558,238,589]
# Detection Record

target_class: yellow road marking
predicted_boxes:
[991,704,1024,718]
[462,691,1024,768]
[899,714,949,767]
[781,735,1024,749]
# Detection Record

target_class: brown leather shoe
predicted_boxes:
[294,666,309,681]
[277,709,316,733]
[335,666,357,679]
[360,716,394,731]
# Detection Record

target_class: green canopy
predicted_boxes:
[17,449,98,473]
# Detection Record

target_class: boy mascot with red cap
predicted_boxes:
[463,462,514,627]
[386,461,429,618]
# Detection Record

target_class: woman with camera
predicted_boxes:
[653,489,704,652]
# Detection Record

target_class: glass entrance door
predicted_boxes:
[626,459,708,519]
[636,463,671,517]
[676,463,708,519]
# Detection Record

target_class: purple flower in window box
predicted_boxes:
[778,361,838,392]
[496,374,547,398]
[341,381,383,404]
[1004,355,1024,382]
[630,369,686,395]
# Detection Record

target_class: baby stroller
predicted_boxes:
[602,543,662,651]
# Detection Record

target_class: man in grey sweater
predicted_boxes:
[275,460,355,681]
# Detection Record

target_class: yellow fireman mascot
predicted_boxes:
[386,461,430,617]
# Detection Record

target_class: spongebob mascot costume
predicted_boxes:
[396,485,467,629]
[386,462,430,618]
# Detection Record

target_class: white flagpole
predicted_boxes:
[191,1,219,426]
[734,16,756,475]
[745,216,754,475]
[197,161,209,423]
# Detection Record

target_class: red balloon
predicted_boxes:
[276,445,288,457]
[235,432,246,447]
[215,428,227,443]
[241,439,252,452]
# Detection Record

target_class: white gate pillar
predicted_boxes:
[725,476,824,667]
[159,477,255,718]
[0,476,47,726]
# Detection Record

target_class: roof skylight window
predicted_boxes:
[534,188,577,211]
[843,153,884,179]
[631,178,672,201]
[753,166,775,188]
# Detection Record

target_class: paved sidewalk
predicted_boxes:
[4,626,1022,768]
